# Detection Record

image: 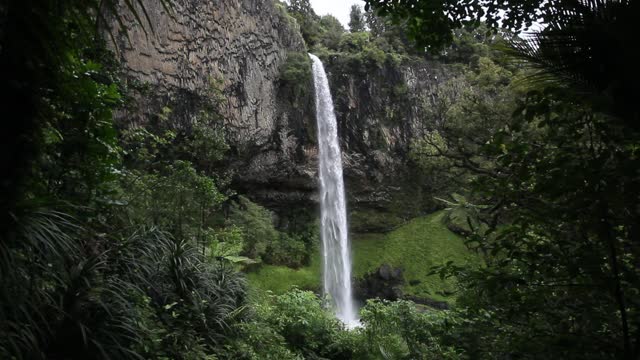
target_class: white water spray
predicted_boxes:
[309,53,358,327]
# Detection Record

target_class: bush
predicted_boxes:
[221,321,301,360]
[227,196,279,261]
[264,233,308,268]
[262,289,351,358]
[280,52,312,85]
[227,196,317,267]
[359,299,464,359]
[335,32,394,69]
[279,52,313,105]
[338,32,370,52]
[318,15,345,50]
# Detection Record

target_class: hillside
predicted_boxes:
[248,211,482,303]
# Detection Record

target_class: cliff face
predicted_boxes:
[112,0,445,225]
[114,0,304,143]
[112,0,319,208]
[322,57,449,222]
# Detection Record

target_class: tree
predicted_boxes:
[318,15,345,50]
[228,196,279,260]
[364,8,387,37]
[287,0,315,15]
[287,0,322,46]
[509,0,639,133]
[363,0,616,50]
[348,4,366,33]
[0,2,256,357]
[410,52,519,198]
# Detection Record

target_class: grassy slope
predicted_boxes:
[247,254,321,294]
[247,211,482,302]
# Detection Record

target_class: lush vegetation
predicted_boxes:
[254,0,640,358]
[2,0,639,359]
[365,0,640,358]
[353,212,483,301]
[247,257,322,294]
[284,0,421,70]
[224,288,464,359]
[249,211,483,303]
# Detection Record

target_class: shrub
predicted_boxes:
[359,299,464,359]
[279,52,313,105]
[227,196,279,261]
[221,321,301,360]
[338,32,370,53]
[263,289,346,356]
[264,233,308,268]
[280,52,312,85]
[318,15,345,50]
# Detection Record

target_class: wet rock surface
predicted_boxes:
[355,264,405,301]
[355,264,451,309]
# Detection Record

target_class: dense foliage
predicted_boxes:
[2,0,639,359]
[348,5,366,33]
[222,289,466,360]
[0,32,248,360]
[1,2,250,358]
[391,0,640,358]
[283,0,420,69]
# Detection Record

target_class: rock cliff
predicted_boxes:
[110,0,318,208]
[111,0,446,225]
[321,56,449,228]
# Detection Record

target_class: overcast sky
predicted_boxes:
[309,0,366,28]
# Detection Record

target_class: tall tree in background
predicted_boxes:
[348,4,366,32]
[364,8,386,37]
[287,0,315,15]
[287,0,321,45]
[318,15,345,50]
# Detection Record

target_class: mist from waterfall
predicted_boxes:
[309,53,358,327]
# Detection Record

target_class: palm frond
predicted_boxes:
[506,0,638,124]
[17,209,82,260]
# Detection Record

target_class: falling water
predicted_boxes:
[309,53,358,327]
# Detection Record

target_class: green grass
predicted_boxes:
[247,211,483,303]
[352,211,483,302]
[246,254,322,294]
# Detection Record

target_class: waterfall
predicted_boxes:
[309,53,358,327]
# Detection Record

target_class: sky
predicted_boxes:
[309,0,366,28]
